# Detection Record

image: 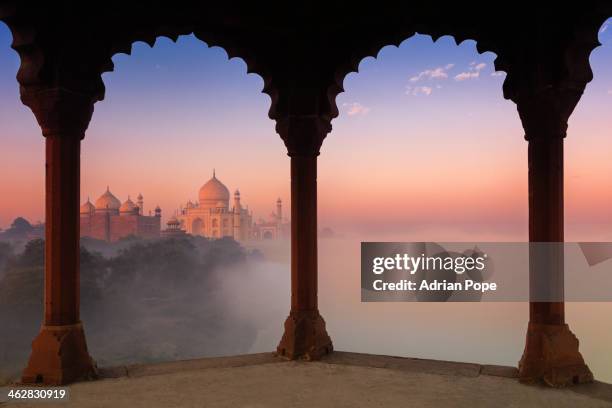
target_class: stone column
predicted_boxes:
[21,88,97,385]
[516,90,592,386]
[275,116,333,360]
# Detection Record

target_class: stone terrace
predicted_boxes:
[3,352,612,407]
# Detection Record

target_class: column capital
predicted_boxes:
[514,87,583,142]
[275,115,332,158]
[20,87,97,139]
[500,22,599,142]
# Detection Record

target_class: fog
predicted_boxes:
[0,236,290,384]
[1,234,611,385]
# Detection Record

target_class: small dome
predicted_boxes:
[95,187,121,211]
[199,171,230,207]
[120,197,137,214]
[80,199,95,215]
[186,200,194,209]
[167,216,180,226]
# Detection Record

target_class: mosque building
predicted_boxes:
[176,171,288,240]
[80,188,161,242]
[80,172,288,242]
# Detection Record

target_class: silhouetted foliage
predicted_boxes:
[0,217,44,248]
[10,217,32,230]
[108,237,202,293]
[0,241,13,276]
[15,239,44,268]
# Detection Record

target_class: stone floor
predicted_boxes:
[3,352,612,407]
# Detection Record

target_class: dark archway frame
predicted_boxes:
[0,1,610,387]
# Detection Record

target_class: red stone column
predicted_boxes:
[516,91,592,386]
[276,116,333,360]
[527,136,565,326]
[21,88,97,385]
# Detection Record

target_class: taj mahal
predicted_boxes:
[80,171,289,242]
[175,170,289,241]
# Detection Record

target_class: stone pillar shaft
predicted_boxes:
[44,134,81,325]
[528,137,564,325]
[21,89,97,385]
[290,155,318,311]
[276,116,333,360]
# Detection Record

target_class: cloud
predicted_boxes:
[474,62,486,71]
[409,64,455,82]
[405,85,433,96]
[455,62,487,81]
[343,102,371,116]
[419,86,433,95]
[454,71,480,81]
[410,68,446,81]
[491,71,505,77]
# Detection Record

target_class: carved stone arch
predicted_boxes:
[190,27,275,109]
[497,14,607,141]
[314,17,510,133]
[0,3,279,116]
[87,18,278,133]
[0,3,43,87]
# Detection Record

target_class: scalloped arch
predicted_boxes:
[2,3,612,127]
[99,27,275,110]
[327,26,508,123]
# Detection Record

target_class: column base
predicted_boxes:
[22,322,97,385]
[276,310,333,360]
[518,322,593,387]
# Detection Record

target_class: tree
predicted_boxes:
[0,241,13,273]
[10,217,32,231]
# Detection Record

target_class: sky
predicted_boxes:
[1,19,612,240]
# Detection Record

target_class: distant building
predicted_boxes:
[176,171,288,240]
[80,187,161,242]
[161,216,187,238]
[252,197,289,240]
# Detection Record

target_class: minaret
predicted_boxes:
[233,189,242,240]
[137,193,144,215]
[276,198,282,222]
[154,205,161,217]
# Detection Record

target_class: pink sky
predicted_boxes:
[1,25,612,241]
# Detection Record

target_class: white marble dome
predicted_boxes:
[199,171,230,208]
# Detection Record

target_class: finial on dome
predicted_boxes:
[106,185,110,192]
[213,168,216,178]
